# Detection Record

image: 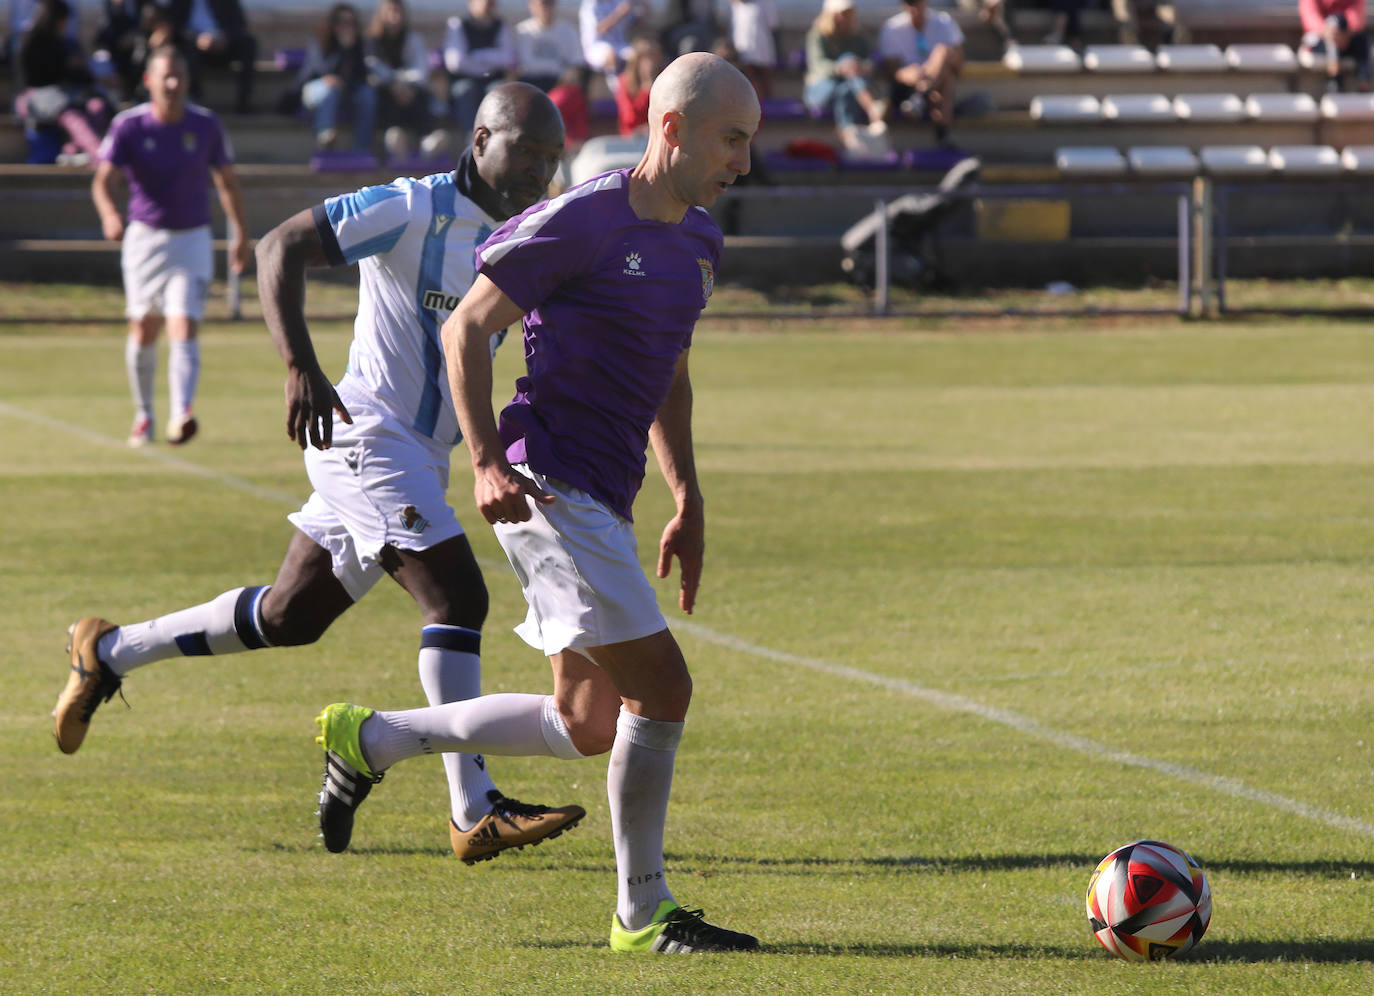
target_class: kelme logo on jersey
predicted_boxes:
[698,257,714,302]
[422,289,461,312]
[398,505,430,533]
[623,252,645,277]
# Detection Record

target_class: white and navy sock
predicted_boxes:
[99,585,273,677]
[125,337,155,423]
[416,624,501,830]
[168,338,200,420]
[608,708,681,930]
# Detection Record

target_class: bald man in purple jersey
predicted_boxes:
[313,52,763,953]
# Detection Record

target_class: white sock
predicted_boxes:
[99,586,273,677]
[360,692,564,772]
[416,625,500,830]
[608,707,681,930]
[125,337,155,422]
[168,338,199,419]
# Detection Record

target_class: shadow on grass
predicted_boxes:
[665,851,1374,879]
[521,936,1374,963]
[1189,939,1374,964]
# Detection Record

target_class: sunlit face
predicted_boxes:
[144,52,188,113]
[666,90,759,208]
[529,0,555,24]
[475,116,566,220]
[380,0,404,30]
[469,0,496,20]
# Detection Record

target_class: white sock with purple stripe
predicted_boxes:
[416,624,500,830]
[99,585,273,676]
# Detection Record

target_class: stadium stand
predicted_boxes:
[6,0,1374,291]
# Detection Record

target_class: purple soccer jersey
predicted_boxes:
[477,169,722,521]
[97,103,233,231]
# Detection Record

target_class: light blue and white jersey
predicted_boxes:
[312,165,501,453]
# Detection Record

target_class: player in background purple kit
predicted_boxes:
[92,45,250,448]
[313,51,763,953]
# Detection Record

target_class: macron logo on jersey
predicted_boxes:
[432,214,454,237]
[422,289,461,312]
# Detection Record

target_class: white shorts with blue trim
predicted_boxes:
[287,397,463,601]
[494,465,666,656]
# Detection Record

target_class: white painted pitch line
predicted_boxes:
[674,620,1374,840]
[8,397,1372,840]
[0,400,304,507]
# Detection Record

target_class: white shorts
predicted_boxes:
[287,399,463,601]
[494,465,666,656]
[121,220,213,321]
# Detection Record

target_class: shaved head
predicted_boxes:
[647,52,759,124]
[475,81,565,142]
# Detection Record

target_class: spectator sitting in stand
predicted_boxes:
[877,0,963,141]
[660,0,715,57]
[1111,0,1189,45]
[163,0,258,113]
[93,0,159,102]
[515,0,584,91]
[614,35,662,135]
[1044,0,1084,50]
[299,2,378,151]
[445,0,517,141]
[579,0,644,86]
[1301,0,1371,92]
[367,0,446,159]
[18,0,114,164]
[957,0,1010,52]
[728,0,779,98]
[803,0,889,158]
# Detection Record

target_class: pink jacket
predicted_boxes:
[1301,0,1367,35]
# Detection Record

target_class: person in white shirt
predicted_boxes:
[876,0,964,138]
[515,0,584,91]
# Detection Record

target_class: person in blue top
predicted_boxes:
[313,51,764,954]
[55,83,582,868]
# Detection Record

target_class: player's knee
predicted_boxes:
[561,696,620,756]
[258,595,331,647]
[422,577,488,630]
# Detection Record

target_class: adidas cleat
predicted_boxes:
[450,790,585,865]
[314,703,383,853]
[609,900,760,954]
[53,617,121,754]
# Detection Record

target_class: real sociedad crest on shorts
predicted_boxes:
[398,505,430,533]
[697,257,714,303]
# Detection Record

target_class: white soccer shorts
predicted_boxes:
[494,465,667,656]
[287,399,464,601]
[121,221,212,321]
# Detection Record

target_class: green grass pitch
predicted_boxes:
[2,282,1374,993]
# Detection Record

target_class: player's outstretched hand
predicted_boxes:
[285,364,352,450]
[474,463,555,526]
[658,508,704,614]
[101,216,125,243]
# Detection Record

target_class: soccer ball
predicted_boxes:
[1085,839,1212,961]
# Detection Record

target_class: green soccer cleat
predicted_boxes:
[609,900,759,954]
[314,703,382,853]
